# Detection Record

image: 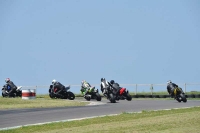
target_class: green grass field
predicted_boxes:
[1,107,200,133]
[0,97,88,109]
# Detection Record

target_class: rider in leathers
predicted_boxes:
[3,78,17,97]
[52,79,65,98]
[80,80,92,97]
[100,78,110,97]
[110,80,121,99]
[167,80,178,98]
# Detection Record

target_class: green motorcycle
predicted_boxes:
[81,86,102,101]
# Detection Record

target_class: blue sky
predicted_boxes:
[0,0,200,94]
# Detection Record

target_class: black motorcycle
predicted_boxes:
[49,85,75,100]
[111,83,132,101]
[2,85,22,97]
[173,87,187,103]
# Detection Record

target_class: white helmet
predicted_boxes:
[52,79,57,85]
[167,80,172,84]
[81,80,85,84]
[5,78,10,83]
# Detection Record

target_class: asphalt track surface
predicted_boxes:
[0,98,200,130]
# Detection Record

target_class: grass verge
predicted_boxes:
[0,97,88,110]
[1,106,200,133]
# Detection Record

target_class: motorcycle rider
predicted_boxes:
[51,79,65,98]
[80,80,92,97]
[100,78,110,97]
[3,78,17,97]
[110,80,120,86]
[110,80,121,99]
[167,80,179,98]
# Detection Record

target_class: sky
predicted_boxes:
[0,0,200,94]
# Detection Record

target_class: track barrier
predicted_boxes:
[22,89,36,100]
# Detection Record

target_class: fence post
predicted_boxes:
[184,83,186,93]
[150,84,153,95]
[135,84,137,95]
[35,86,37,97]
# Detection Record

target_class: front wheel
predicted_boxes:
[95,93,101,101]
[126,93,132,101]
[2,93,5,97]
[109,93,116,103]
[180,93,187,103]
[67,92,75,100]
[85,95,91,101]
[175,96,181,102]
[49,93,55,99]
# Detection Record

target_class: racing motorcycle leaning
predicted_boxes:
[111,83,132,101]
[103,83,117,103]
[82,86,102,101]
[173,87,187,103]
[49,85,75,100]
[1,85,22,97]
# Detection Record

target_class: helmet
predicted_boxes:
[5,78,10,83]
[52,79,57,85]
[81,80,85,84]
[110,80,115,84]
[167,80,172,84]
[102,78,106,82]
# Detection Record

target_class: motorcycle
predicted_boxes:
[173,87,187,103]
[49,85,75,100]
[81,86,102,101]
[103,82,117,103]
[111,83,132,101]
[1,86,22,97]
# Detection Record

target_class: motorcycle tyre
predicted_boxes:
[180,93,187,103]
[49,93,56,99]
[109,93,116,103]
[2,93,5,97]
[126,93,132,101]
[95,93,101,101]
[67,92,75,100]
[85,95,91,101]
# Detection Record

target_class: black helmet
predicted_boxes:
[101,78,106,82]
[110,80,115,84]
